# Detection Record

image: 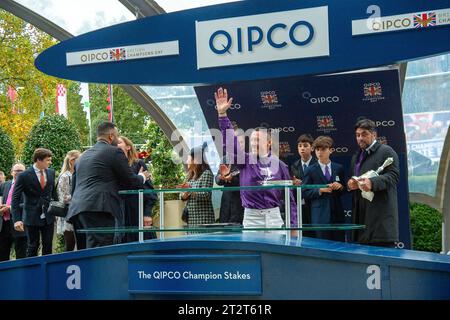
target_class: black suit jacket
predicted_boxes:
[67,140,144,222]
[11,167,56,226]
[290,157,318,180]
[289,157,317,225]
[350,141,400,243]
[1,180,26,237]
[302,162,346,224]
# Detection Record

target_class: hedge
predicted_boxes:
[410,203,442,253]
[22,115,82,171]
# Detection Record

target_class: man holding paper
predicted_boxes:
[347,118,400,248]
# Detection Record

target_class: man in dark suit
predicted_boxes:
[347,118,400,248]
[0,163,27,261]
[290,134,317,237]
[303,136,345,241]
[11,148,56,257]
[67,122,147,249]
[0,170,5,193]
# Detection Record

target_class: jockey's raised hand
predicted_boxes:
[214,87,233,117]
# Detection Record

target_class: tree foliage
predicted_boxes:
[0,10,159,160]
[22,115,82,171]
[88,84,149,144]
[0,127,14,176]
[143,119,185,194]
[0,10,88,156]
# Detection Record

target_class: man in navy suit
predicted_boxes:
[11,148,56,257]
[302,136,345,241]
[0,163,27,261]
[290,134,317,237]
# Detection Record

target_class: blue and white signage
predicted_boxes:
[128,255,262,295]
[352,7,450,35]
[196,6,329,69]
[35,0,450,85]
[66,41,179,66]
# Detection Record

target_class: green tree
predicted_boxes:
[88,84,148,144]
[22,115,82,171]
[143,119,185,193]
[67,82,89,145]
[0,127,14,176]
[0,9,90,157]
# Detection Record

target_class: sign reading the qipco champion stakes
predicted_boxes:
[35,0,450,85]
[128,255,262,294]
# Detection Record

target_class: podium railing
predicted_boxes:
[102,184,365,244]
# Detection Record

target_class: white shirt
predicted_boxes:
[33,164,47,184]
[301,156,313,169]
[366,140,377,152]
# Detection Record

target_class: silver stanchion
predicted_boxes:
[284,186,291,244]
[296,186,303,246]
[159,192,165,240]
[138,189,144,243]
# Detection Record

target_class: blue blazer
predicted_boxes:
[302,162,345,225]
[11,167,56,227]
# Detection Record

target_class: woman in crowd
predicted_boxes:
[117,136,157,242]
[57,150,81,251]
[180,144,215,230]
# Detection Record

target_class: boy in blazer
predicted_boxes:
[302,136,345,241]
[290,134,317,237]
[11,148,56,257]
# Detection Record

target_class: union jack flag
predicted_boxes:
[317,116,334,128]
[414,12,436,28]
[110,48,126,61]
[261,93,278,105]
[279,142,291,154]
[364,83,382,97]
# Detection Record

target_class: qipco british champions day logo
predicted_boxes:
[195,6,330,69]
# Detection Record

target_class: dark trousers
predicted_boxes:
[64,230,76,251]
[78,212,115,248]
[0,220,27,261]
[26,223,54,257]
[71,215,87,250]
[0,220,14,261]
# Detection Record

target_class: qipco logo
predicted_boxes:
[269,127,295,133]
[207,99,242,110]
[209,21,315,55]
[375,120,395,127]
[302,92,340,104]
[330,146,349,153]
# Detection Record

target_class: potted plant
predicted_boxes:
[142,119,186,238]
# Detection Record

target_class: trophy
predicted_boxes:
[352,157,394,202]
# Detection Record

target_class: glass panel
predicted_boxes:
[119,184,328,194]
[156,0,240,13]
[77,224,365,234]
[402,54,450,196]
[14,0,135,35]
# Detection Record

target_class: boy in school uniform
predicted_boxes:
[290,134,317,237]
[302,136,345,241]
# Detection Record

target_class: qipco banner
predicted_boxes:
[35,0,450,85]
[194,68,411,249]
